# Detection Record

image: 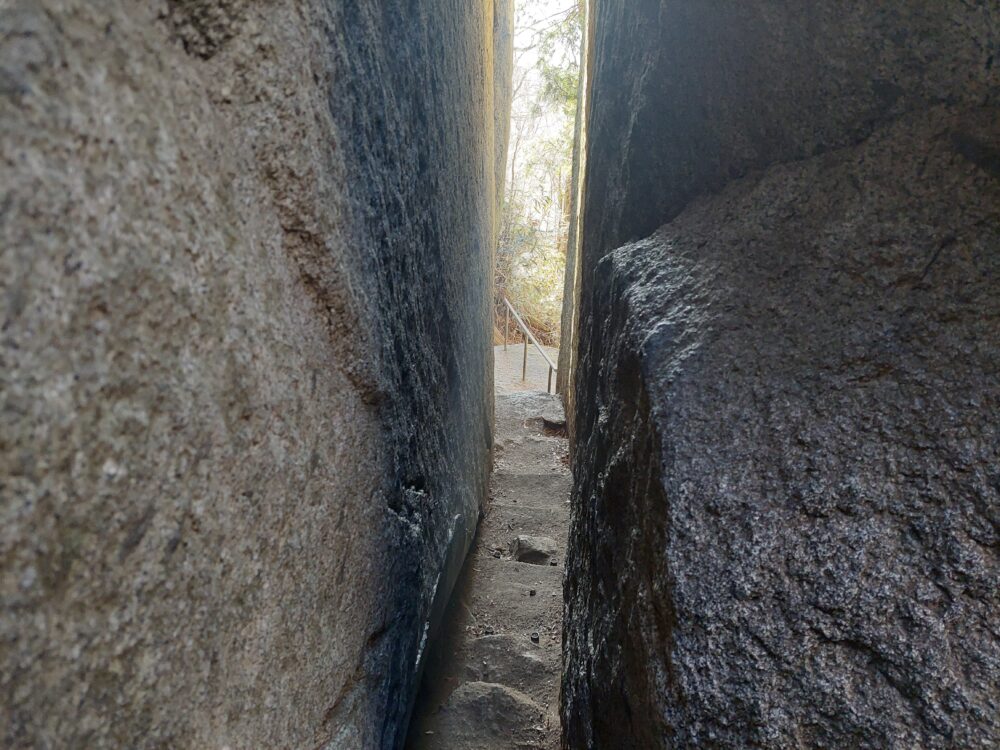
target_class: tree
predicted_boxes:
[496,1,583,346]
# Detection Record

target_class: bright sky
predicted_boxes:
[511,0,578,141]
[514,0,576,63]
[498,1,580,337]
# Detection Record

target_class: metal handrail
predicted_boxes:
[501,296,558,393]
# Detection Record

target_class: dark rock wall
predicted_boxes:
[581,1,999,261]
[564,2,999,748]
[0,1,508,748]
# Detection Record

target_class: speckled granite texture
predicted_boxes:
[0,1,509,748]
[564,2,999,748]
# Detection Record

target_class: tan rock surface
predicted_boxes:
[0,1,511,747]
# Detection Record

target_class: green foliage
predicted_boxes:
[536,2,583,118]
[497,1,582,346]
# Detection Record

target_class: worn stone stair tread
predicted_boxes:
[492,462,569,478]
[425,636,559,711]
[486,504,569,529]
[492,472,572,487]
[414,681,547,750]
[473,554,564,580]
[480,528,568,557]
[459,634,557,685]
[493,445,570,470]
[458,570,562,635]
[491,474,572,508]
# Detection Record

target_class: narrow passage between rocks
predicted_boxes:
[406,347,571,750]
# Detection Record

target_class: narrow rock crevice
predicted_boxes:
[408,386,571,750]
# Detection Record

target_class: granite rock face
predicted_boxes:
[0,1,509,748]
[564,2,1000,748]
[581,0,999,257]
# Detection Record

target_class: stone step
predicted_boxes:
[490,473,571,509]
[487,504,569,537]
[461,556,564,638]
[412,681,548,750]
[494,437,569,475]
[460,634,557,689]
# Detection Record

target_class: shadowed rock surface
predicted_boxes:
[581,0,999,258]
[563,2,1000,748]
[0,1,510,748]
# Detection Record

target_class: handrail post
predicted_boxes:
[504,305,509,351]
[502,296,558,391]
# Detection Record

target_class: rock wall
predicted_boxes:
[564,2,999,748]
[0,1,509,748]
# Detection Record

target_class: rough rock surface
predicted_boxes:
[582,0,999,257]
[564,2,1000,748]
[0,1,509,748]
[510,535,558,565]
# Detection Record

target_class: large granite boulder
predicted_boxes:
[580,1,998,257]
[0,1,509,748]
[564,2,1000,748]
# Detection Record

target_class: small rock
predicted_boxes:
[529,588,536,596]
[509,535,558,565]
[530,632,540,643]
[542,413,567,436]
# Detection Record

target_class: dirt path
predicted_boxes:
[406,390,570,749]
